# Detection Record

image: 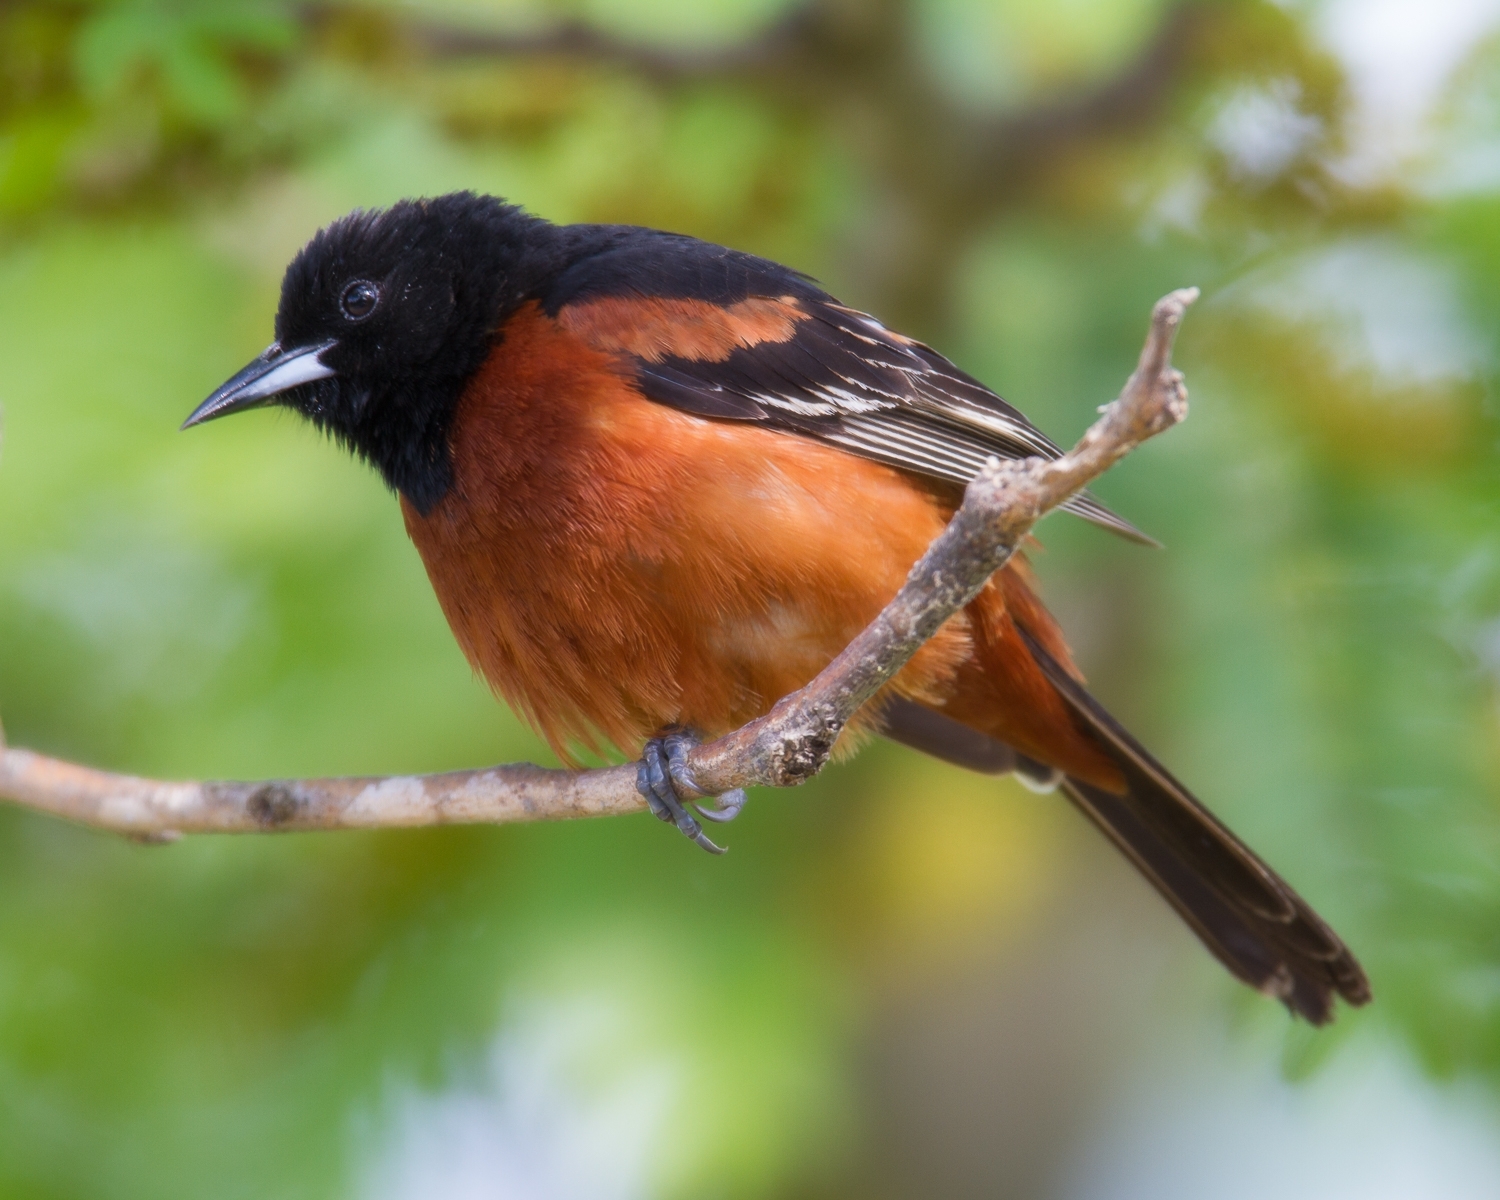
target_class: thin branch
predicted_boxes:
[312,0,1207,194]
[685,287,1197,794]
[304,0,1215,333]
[396,6,817,80]
[0,288,1197,839]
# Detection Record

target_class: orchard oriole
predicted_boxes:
[185,192,1369,1023]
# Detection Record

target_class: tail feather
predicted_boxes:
[880,640,1371,1024]
[1058,773,1365,1022]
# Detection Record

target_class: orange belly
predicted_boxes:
[402,303,1118,785]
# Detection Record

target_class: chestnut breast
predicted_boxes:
[400,301,976,760]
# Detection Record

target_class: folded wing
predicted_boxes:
[546,233,1153,544]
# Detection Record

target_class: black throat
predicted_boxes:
[279,195,619,514]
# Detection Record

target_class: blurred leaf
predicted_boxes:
[0,108,80,214]
[2,0,1500,1195]
[73,0,297,127]
[915,0,1170,110]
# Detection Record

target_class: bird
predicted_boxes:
[184,191,1370,1024]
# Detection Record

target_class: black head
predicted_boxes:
[184,192,565,512]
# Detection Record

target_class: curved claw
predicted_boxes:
[693,788,747,823]
[687,825,727,854]
[665,729,750,828]
[635,736,726,854]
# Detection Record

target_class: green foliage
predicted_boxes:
[2,0,1500,1195]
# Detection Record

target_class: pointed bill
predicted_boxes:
[182,340,338,429]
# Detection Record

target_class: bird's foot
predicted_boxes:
[636,728,749,855]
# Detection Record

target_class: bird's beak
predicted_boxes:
[182,340,338,429]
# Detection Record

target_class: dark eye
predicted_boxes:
[339,280,380,321]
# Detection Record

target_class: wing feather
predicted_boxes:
[548,236,1154,544]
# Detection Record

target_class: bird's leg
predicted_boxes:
[637,735,724,854]
[635,727,749,854]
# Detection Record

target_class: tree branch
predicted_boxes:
[394,5,817,80]
[0,289,1196,840]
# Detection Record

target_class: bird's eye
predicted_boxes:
[339,280,380,321]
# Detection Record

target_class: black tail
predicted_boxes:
[880,640,1370,1025]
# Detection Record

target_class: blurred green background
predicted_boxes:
[3,0,1500,1195]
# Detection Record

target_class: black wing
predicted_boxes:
[544,229,1153,544]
